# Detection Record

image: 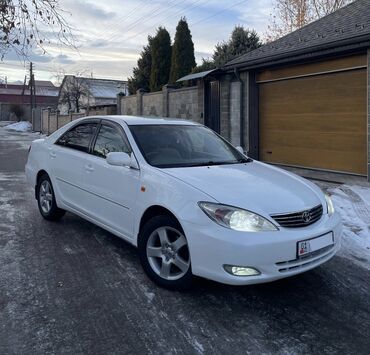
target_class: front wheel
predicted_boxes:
[37,174,65,221]
[138,215,193,290]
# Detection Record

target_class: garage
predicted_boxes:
[258,54,367,175]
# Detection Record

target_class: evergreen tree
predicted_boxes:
[191,58,216,74]
[169,18,196,83]
[128,36,153,94]
[150,27,172,92]
[213,26,261,67]
[192,26,262,72]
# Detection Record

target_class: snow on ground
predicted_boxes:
[327,184,370,269]
[5,121,32,132]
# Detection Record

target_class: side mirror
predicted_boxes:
[236,146,244,154]
[106,152,132,167]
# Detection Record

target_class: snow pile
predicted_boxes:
[6,121,32,132]
[327,184,370,269]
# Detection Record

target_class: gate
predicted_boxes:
[205,80,220,133]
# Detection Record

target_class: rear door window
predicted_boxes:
[56,123,97,153]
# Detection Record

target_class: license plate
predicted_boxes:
[297,232,334,258]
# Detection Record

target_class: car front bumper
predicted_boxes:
[181,212,342,285]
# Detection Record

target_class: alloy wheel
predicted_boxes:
[146,226,190,280]
[39,180,53,214]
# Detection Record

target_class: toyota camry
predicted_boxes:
[25,116,342,290]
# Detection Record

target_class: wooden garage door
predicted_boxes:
[259,56,367,175]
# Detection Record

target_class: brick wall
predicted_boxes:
[239,72,249,152]
[168,87,200,123]
[121,95,137,116]
[142,92,163,117]
[218,76,230,139]
[117,78,250,149]
[230,81,241,146]
[119,84,204,124]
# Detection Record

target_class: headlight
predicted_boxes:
[325,194,335,215]
[198,202,278,232]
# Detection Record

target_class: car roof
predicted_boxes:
[85,115,200,126]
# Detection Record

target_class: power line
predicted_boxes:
[120,0,211,44]
[97,0,150,40]
[103,0,182,42]
[191,0,249,27]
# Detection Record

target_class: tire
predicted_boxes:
[138,215,193,290]
[36,173,65,221]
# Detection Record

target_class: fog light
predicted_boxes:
[224,265,260,276]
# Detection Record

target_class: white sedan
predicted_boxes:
[25,116,342,290]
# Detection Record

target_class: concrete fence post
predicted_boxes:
[197,80,205,124]
[47,107,51,136]
[136,89,145,116]
[117,92,125,115]
[162,84,175,117]
[56,110,60,130]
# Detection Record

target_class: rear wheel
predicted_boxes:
[138,215,193,290]
[37,174,65,221]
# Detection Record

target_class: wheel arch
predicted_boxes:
[138,205,183,238]
[35,169,49,199]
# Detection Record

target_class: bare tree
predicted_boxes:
[267,0,353,41]
[59,73,89,113]
[0,0,74,59]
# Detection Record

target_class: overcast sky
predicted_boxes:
[0,0,273,84]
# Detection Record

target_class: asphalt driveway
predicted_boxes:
[0,124,369,354]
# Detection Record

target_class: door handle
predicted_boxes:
[85,164,94,172]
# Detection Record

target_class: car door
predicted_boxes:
[48,120,99,210]
[81,121,140,239]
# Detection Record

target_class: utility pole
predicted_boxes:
[21,75,27,105]
[29,62,36,109]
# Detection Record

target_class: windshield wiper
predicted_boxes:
[157,158,253,168]
[188,160,241,167]
[237,157,253,163]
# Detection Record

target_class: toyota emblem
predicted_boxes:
[302,211,312,223]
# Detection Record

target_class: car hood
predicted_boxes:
[162,161,324,215]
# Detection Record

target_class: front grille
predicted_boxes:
[271,204,323,228]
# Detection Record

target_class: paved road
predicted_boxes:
[0,125,369,355]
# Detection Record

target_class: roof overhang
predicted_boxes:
[176,69,221,82]
[223,34,370,72]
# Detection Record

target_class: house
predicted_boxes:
[174,0,370,181]
[57,76,128,114]
[217,0,370,180]
[0,80,59,106]
[0,80,59,120]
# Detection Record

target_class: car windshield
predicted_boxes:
[129,124,250,168]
